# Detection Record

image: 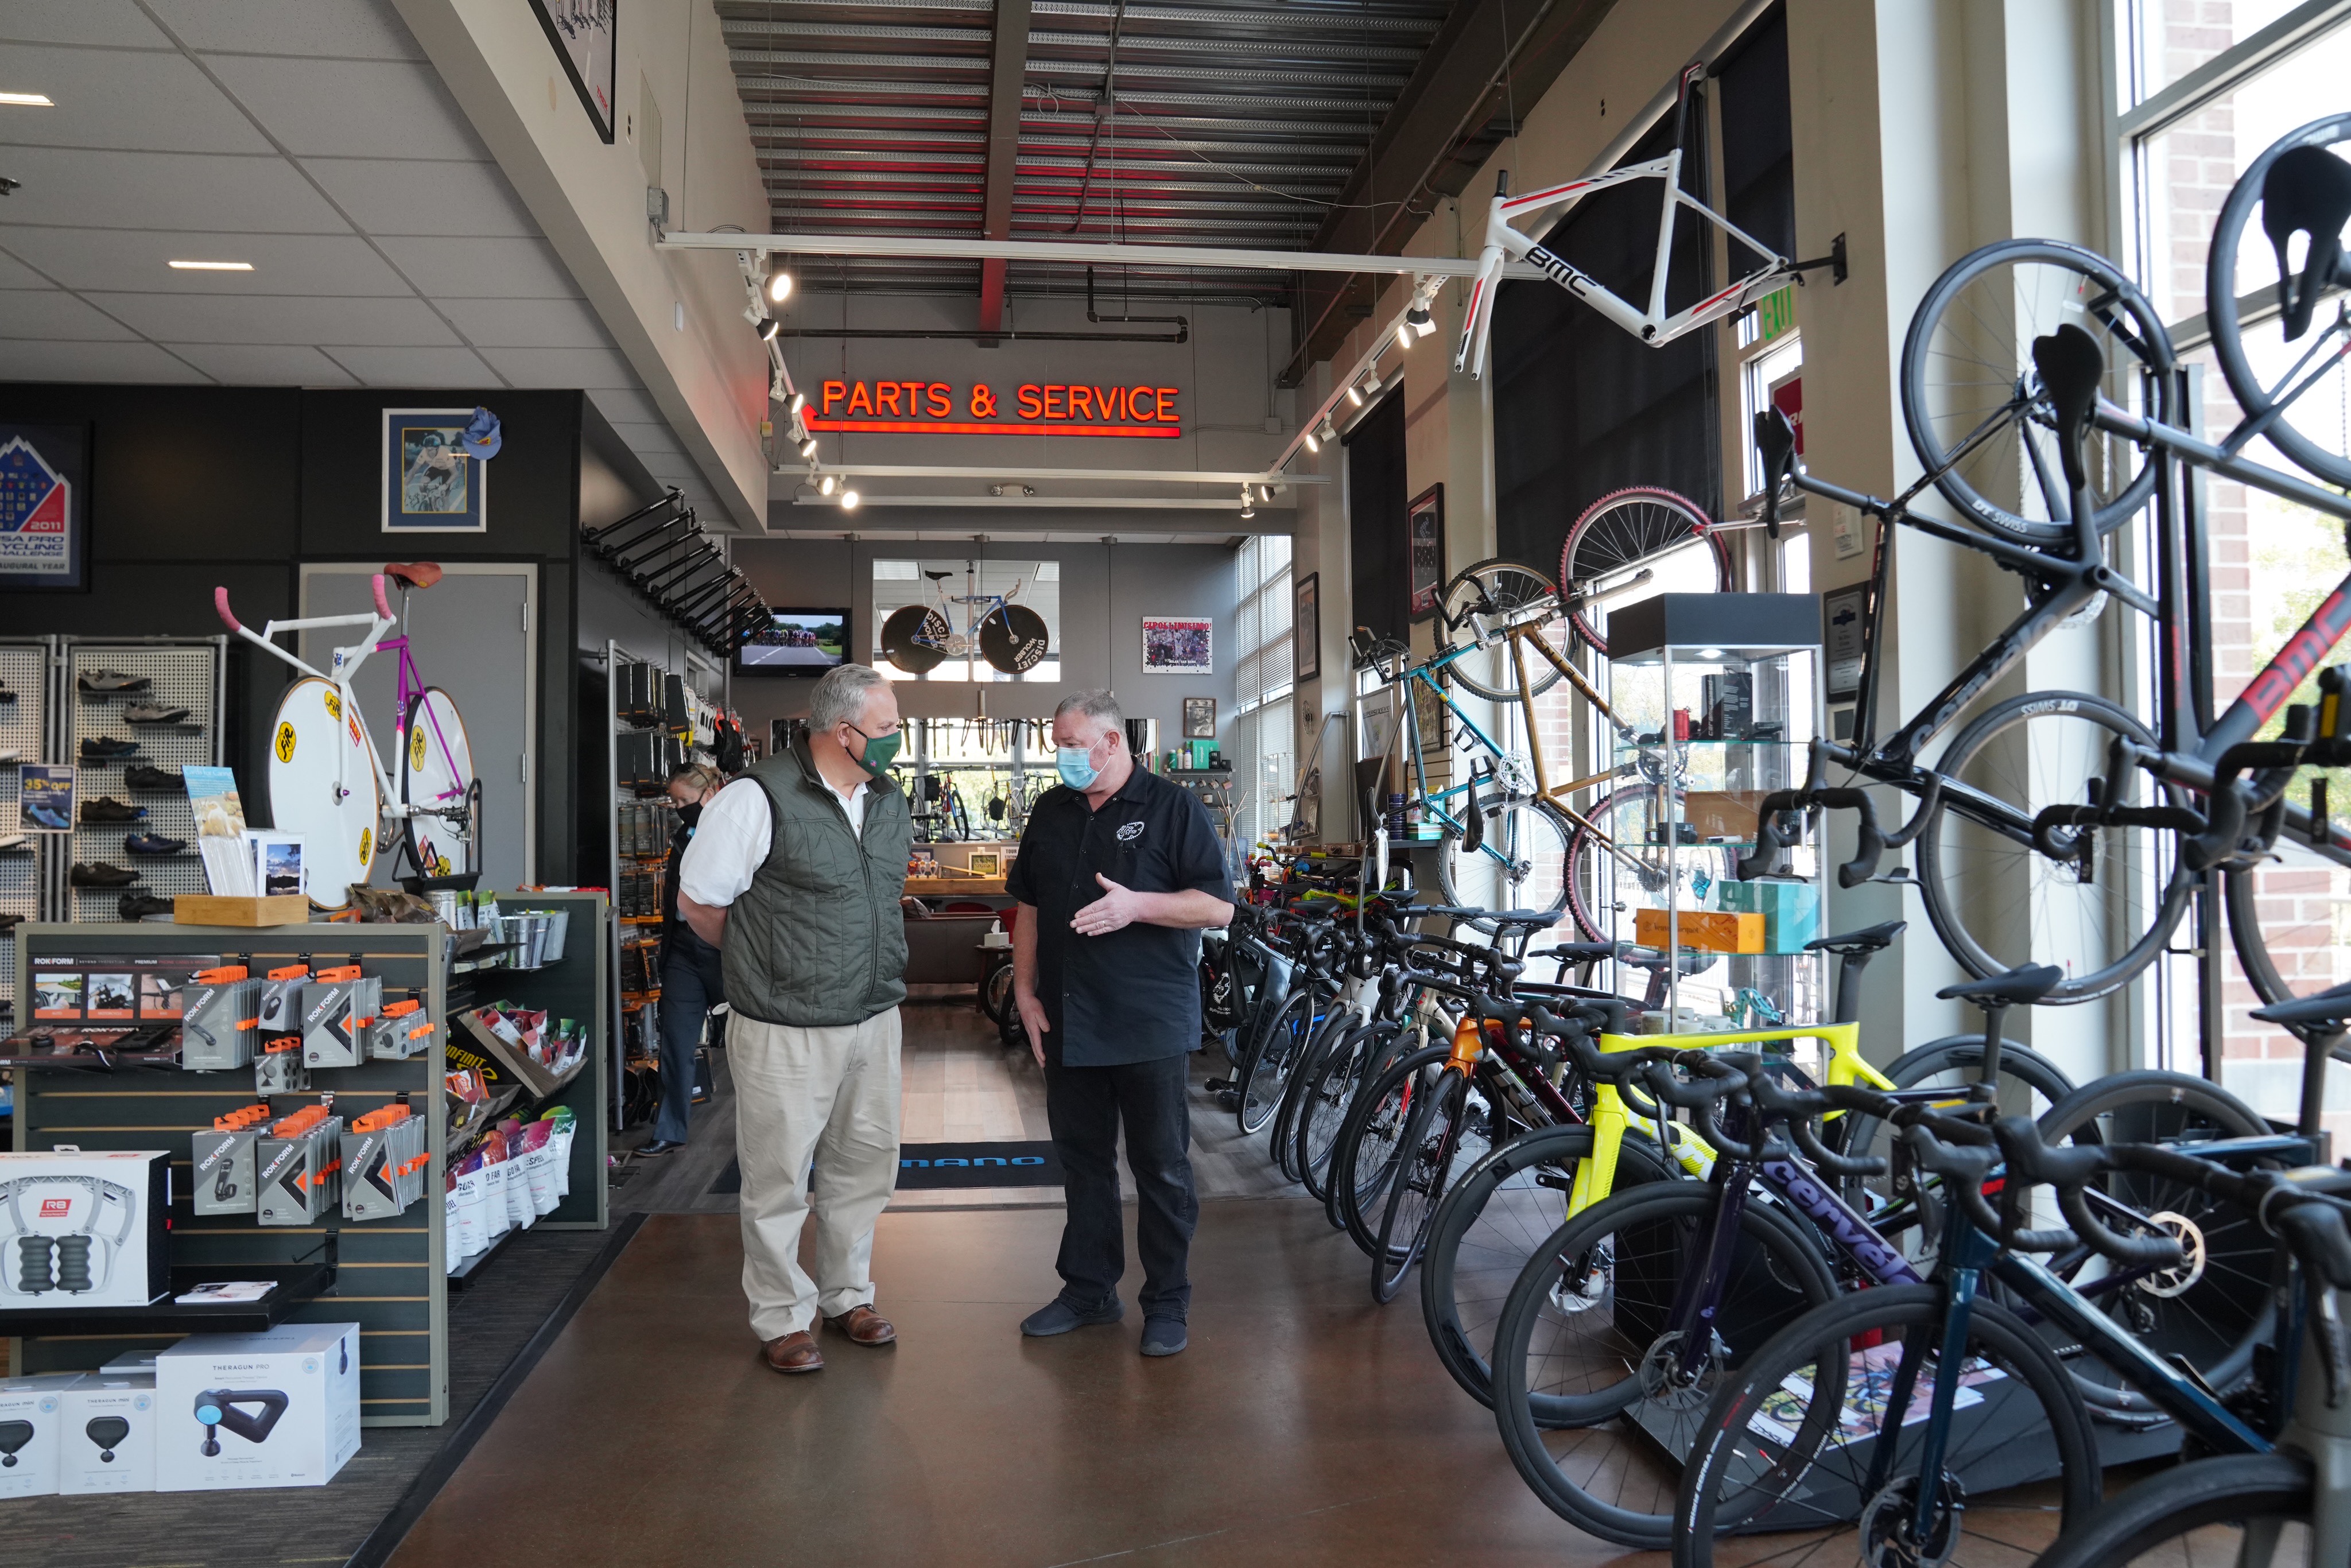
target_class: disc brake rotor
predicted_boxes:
[1635,1329,1727,1412]
[1859,1472,1967,1568]
[2133,1210,2208,1298]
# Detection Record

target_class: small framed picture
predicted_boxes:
[1182,696,1217,739]
[382,408,487,533]
[1407,484,1445,620]
[1294,572,1321,682]
[1142,616,1212,675]
[968,849,1002,877]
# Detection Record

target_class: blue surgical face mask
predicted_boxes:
[1056,741,1101,791]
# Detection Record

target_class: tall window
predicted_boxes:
[1232,535,1294,848]
[2117,0,2351,1124]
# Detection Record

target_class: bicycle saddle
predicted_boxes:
[2249,980,2351,1028]
[2261,144,2351,342]
[2031,325,2105,490]
[1541,941,1623,962]
[1937,964,2063,1009]
[1803,919,1907,956]
[382,561,443,589]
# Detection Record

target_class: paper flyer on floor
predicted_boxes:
[1745,1344,2007,1446]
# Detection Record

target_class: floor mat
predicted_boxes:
[709,1140,1064,1194]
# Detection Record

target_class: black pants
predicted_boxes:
[1043,1051,1198,1321]
[654,938,725,1144]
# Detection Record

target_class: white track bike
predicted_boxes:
[215,568,481,909]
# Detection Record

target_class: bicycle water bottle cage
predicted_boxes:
[193,1389,289,1457]
[2261,145,2351,342]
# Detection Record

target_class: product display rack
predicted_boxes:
[5,894,608,1427]
[0,637,51,1021]
[61,638,225,925]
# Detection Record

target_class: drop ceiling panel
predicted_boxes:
[88,290,459,347]
[207,56,491,161]
[439,296,613,349]
[145,0,426,60]
[478,346,642,389]
[0,45,275,153]
[375,236,581,299]
[0,339,206,381]
[0,290,138,340]
[303,156,538,237]
[0,227,413,295]
[165,341,360,386]
[0,146,354,234]
[0,252,56,290]
[0,0,169,48]
[320,344,501,386]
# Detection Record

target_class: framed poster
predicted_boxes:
[0,423,87,591]
[528,0,617,143]
[1406,483,1445,620]
[1824,583,1868,704]
[1142,616,1212,676]
[1182,696,1217,739]
[382,409,487,533]
[1293,571,1321,682]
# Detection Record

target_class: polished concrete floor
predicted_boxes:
[386,1201,1648,1568]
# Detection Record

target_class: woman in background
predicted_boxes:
[642,762,730,1155]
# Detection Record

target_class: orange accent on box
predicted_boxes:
[1632,907,1766,954]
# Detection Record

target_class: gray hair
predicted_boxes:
[810,662,891,733]
[1054,689,1123,738]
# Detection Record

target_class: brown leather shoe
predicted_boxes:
[761,1330,824,1373]
[824,1304,897,1346]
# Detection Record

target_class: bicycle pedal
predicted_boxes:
[1214,1089,1242,1111]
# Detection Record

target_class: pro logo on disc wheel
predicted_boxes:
[274,723,296,763]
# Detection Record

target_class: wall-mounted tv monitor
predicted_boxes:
[737,608,851,676]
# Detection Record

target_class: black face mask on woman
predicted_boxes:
[678,802,703,829]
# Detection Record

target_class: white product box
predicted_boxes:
[99,1350,158,1376]
[0,1372,84,1499]
[154,1324,362,1492]
[0,1150,172,1309]
[60,1373,155,1493]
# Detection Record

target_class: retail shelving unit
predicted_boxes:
[4,894,607,1426]
[0,638,50,1020]
[60,637,225,924]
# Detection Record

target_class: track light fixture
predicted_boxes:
[1239,484,1255,519]
[1364,370,1383,397]
[1302,430,1319,453]
[819,475,838,496]
[1259,484,1273,502]
[1318,418,1337,444]
[798,437,817,459]
[839,488,861,511]
[765,263,794,304]
[1406,305,1436,339]
[1345,385,1364,408]
[1392,327,1410,352]
[786,390,807,414]
[758,315,782,343]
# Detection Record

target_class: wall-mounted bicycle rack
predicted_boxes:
[581,491,773,660]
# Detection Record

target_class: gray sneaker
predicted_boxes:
[1140,1317,1188,1357]
[1019,1297,1124,1336]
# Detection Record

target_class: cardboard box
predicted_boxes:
[172,895,311,927]
[60,1373,155,1494]
[154,1324,362,1492]
[0,1373,82,1498]
[1633,907,1766,954]
[0,1151,172,1309]
[1717,879,1822,954]
[1683,790,1772,841]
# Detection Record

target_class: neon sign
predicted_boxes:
[808,380,1181,438]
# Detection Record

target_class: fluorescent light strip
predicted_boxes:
[0,92,54,107]
[168,259,253,271]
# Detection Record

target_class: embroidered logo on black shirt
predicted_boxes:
[1116,820,1145,841]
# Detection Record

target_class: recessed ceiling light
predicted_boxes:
[168,259,253,271]
[0,92,54,108]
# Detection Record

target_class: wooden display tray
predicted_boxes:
[905,876,1007,896]
[448,1007,586,1100]
[173,894,311,927]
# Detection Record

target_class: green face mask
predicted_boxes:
[843,724,902,778]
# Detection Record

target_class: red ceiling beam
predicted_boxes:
[977,0,1033,336]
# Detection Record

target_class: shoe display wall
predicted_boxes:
[0,638,45,1007]
[63,642,222,926]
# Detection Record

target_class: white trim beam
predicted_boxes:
[660,230,1546,280]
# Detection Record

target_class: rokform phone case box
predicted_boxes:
[59,1373,155,1494]
[154,1324,361,1492]
[0,1151,172,1309]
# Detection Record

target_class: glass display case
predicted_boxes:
[1595,592,1825,1029]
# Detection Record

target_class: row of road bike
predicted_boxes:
[1192,113,2351,1568]
[1202,886,2351,1567]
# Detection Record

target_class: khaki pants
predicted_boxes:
[730,1007,902,1341]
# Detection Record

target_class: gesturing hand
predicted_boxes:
[1071,872,1143,937]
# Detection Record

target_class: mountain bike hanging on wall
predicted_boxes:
[216,566,483,908]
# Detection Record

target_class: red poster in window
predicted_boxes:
[1770,374,1803,456]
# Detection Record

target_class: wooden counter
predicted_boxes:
[904,876,1008,897]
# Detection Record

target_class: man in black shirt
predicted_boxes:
[1008,689,1234,1356]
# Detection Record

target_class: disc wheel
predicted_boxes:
[1900,238,2177,545]
[264,676,384,910]
[977,604,1051,674]
[1439,558,1567,703]
[400,686,476,880]
[879,604,950,673]
[1559,488,1732,657]
[1915,690,2197,1003]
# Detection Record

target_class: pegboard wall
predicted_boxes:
[61,640,224,924]
[0,639,50,1012]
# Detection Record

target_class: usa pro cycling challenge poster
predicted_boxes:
[0,424,87,591]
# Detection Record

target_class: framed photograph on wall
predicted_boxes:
[1293,572,1321,682]
[1406,483,1445,620]
[528,0,617,142]
[1142,616,1212,676]
[1182,696,1216,739]
[382,410,487,533]
[0,424,88,591]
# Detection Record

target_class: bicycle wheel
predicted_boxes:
[1434,793,1571,922]
[1270,1004,1356,1181]
[1674,1284,2100,1568]
[1915,690,2197,1003]
[1559,488,1732,657]
[2031,1070,2275,1416]
[265,676,385,910]
[1838,1035,2077,1171]
[1489,1181,1837,1548]
[1370,1068,1477,1302]
[1564,785,1735,954]
[1235,984,1315,1136]
[2206,114,2351,492]
[2225,867,2351,1073]
[1419,1122,1674,1409]
[1438,558,1567,704]
[1901,238,2177,545]
[400,686,476,879]
[2032,1453,2315,1568]
[1331,1044,1449,1257]
[980,961,1014,1026]
[1292,1019,1388,1204]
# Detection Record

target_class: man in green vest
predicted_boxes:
[677,662,914,1373]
